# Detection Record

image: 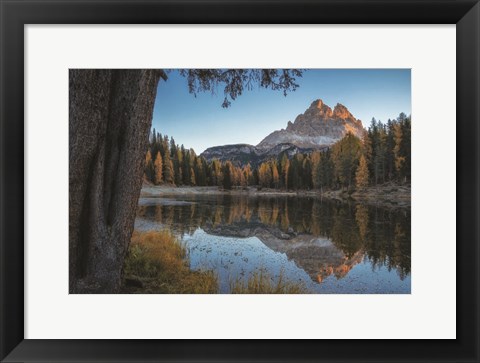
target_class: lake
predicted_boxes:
[135,192,411,294]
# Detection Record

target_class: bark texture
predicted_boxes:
[69,69,162,293]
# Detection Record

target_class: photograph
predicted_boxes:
[3,0,478,359]
[69,68,411,294]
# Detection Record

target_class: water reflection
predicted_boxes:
[136,194,411,293]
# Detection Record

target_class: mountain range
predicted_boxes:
[201,99,365,166]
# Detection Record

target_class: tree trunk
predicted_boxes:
[69,69,163,293]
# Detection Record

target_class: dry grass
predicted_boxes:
[230,270,307,294]
[122,230,218,294]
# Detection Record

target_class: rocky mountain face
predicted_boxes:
[257,99,364,150]
[200,142,320,166]
[201,99,364,166]
[202,221,364,284]
[200,144,259,165]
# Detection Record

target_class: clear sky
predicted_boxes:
[152,69,411,154]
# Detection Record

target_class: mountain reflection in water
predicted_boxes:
[135,194,411,293]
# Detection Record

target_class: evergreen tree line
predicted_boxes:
[144,113,410,191]
[144,129,254,189]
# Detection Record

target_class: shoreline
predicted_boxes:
[141,183,411,209]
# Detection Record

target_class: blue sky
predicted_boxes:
[152,69,411,154]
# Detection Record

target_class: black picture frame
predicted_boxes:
[1,0,479,362]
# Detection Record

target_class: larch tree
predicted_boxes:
[222,161,234,190]
[272,162,280,189]
[211,159,222,187]
[154,151,163,185]
[163,151,175,185]
[239,169,247,187]
[258,162,272,188]
[69,69,302,293]
[243,163,253,186]
[355,154,369,190]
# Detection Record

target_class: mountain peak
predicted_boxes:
[201,99,366,166]
[257,99,364,150]
[310,99,324,108]
[332,103,355,120]
[308,99,333,118]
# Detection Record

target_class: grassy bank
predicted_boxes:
[230,271,306,294]
[122,230,218,293]
[122,230,308,294]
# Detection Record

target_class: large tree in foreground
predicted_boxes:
[69,69,302,293]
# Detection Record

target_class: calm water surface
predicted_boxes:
[135,193,411,293]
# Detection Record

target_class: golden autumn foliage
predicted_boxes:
[122,230,218,293]
[144,113,410,191]
[154,151,163,184]
[355,154,369,190]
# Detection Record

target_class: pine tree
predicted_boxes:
[403,115,411,181]
[289,154,304,190]
[376,124,387,184]
[169,138,181,185]
[190,167,196,186]
[151,128,158,159]
[154,151,163,185]
[252,168,259,186]
[367,120,387,185]
[181,148,190,185]
[332,132,361,189]
[195,157,207,186]
[385,119,395,180]
[321,149,334,190]
[302,156,313,190]
[311,151,322,189]
[156,132,165,158]
[287,157,296,190]
[145,149,154,182]
[361,132,373,182]
[393,121,405,181]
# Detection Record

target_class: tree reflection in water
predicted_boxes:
[137,194,411,285]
